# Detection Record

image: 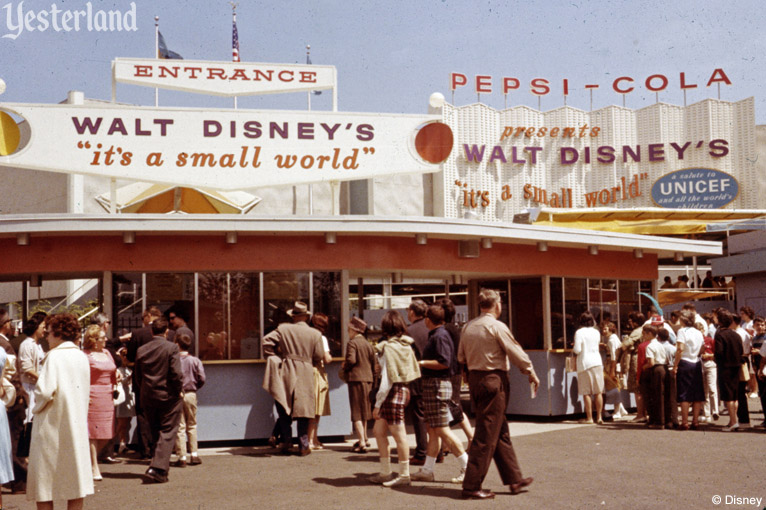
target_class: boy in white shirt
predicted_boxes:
[643,325,669,429]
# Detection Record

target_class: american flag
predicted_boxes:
[232,15,240,62]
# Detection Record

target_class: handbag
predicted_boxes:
[338,365,348,383]
[738,362,750,382]
[565,354,577,373]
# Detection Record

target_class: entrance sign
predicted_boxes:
[113,58,336,97]
[0,103,451,189]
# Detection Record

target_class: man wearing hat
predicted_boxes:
[342,317,378,453]
[262,301,325,456]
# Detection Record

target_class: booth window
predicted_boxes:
[563,278,588,349]
[112,270,342,361]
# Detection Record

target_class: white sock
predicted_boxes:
[423,455,436,472]
[399,459,410,477]
[191,452,199,458]
[380,456,392,476]
[457,452,469,470]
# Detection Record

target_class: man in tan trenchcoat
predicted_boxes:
[262,301,325,456]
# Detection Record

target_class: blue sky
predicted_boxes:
[1,0,763,121]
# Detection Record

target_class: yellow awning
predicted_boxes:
[533,208,765,235]
[658,289,731,307]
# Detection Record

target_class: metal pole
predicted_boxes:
[154,16,159,107]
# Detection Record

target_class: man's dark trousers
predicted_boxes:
[463,370,522,492]
[143,397,183,473]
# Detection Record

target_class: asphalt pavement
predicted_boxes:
[3,400,763,510]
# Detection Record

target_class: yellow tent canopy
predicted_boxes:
[657,289,731,307]
[96,183,261,214]
[533,208,765,235]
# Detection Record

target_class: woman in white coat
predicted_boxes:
[27,314,93,510]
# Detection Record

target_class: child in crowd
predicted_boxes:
[115,347,136,454]
[172,334,206,467]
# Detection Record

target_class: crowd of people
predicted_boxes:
[0,306,206,509]
[0,292,763,506]
[262,290,540,499]
[575,303,766,432]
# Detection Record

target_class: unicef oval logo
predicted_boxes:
[651,168,738,209]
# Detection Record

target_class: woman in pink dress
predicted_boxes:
[82,325,121,481]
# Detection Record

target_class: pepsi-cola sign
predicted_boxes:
[651,168,738,209]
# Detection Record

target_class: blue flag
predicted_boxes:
[158,31,183,59]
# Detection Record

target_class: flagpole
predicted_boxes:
[306,45,312,111]
[230,2,239,109]
[154,16,159,107]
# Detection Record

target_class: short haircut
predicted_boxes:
[739,306,755,321]
[602,322,617,334]
[634,313,646,325]
[478,288,501,310]
[311,312,329,334]
[642,324,658,337]
[22,312,47,336]
[408,299,427,318]
[438,298,456,323]
[717,309,733,328]
[426,304,445,325]
[0,309,9,326]
[82,324,103,350]
[176,333,192,351]
[151,318,169,335]
[657,328,670,342]
[681,310,695,327]
[47,313,80,342]
[578,311,595,328]
[754,316,765,325]
[682,303,696,312]
[169,309,188,322]
[732,314,741,326]
[93,312,110,326]
[670,311,679,320]
[381,310,407,338]
[144,306,162,319]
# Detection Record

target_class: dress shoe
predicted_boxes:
[461,489,495,500]
[299,448,311,456]
[409,456,426,466]
[189,456,202,465]
[99,456,121,464]
[510,477,534,495]
[171,459,187,468]
[144,467,168,484]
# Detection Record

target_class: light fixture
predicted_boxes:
[325,232,337,244]
[634,248,644,259]
[451,274,465,285]
[481,238,493,249]
[392,272,403,284]
[674,252,684,262]
[30,274,42,287]
[428,92,446,109]
[415,233,427,245]
[537,241,548,252]
[225,232,238,244]
[588,245,599,256]
[16,233,29,246]
[123,231,135,244]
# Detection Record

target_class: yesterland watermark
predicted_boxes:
[711,494,763,507]
[2,1,137,40]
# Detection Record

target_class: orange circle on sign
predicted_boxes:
[0,111,20,156]
[415,122,453,164]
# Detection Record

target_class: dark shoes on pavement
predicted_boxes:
[144,467,168,483]
[461,489,495,500]
[409,456,426,466]
[510,477,534,495]
[189,456,202,465]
